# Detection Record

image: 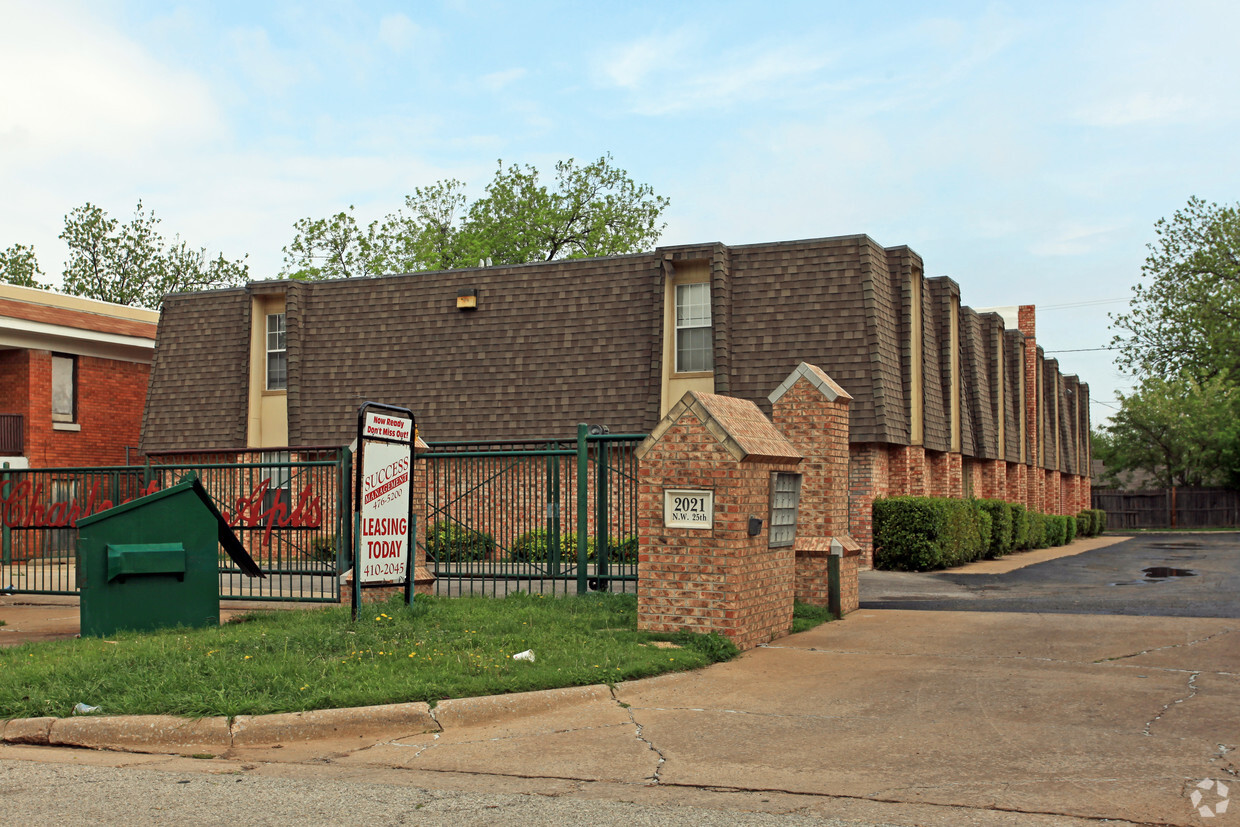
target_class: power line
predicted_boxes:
[1039,297,1132,310]
[1044,346,1118,353]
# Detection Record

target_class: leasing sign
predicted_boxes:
[357,405,415,586]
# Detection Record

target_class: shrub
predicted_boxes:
[1027,511,1047,549]
[1093,509,1107,534]
[1011,503,1031,550]
[1076,510,1093,538]
[873,496,989,571]
[972,506,993,564]
[425,522,495,563]
[1064,513,1077,543]
[976,499,1014,558]
[509,529,596,564]
[608,536,639,565]
[1045,515,1067,547]
[308,534,338,562]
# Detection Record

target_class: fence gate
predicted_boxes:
[422,427,644,596]
[1,449,348,602]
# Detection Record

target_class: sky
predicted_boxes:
[2,0,1238,425]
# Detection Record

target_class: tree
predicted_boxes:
[1110,196,1240,383]
[0,244,48,288]
[281,154,669,280]
[60,201,249,309]
[1094,372,1240,488]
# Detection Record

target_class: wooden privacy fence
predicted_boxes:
[1092,487,1240,530]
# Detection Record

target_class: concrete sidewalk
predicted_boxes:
[4,604,1238,825]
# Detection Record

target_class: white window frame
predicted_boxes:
[674,282,713,373]
[51,354,76,423]
[266,313,287,391]
[261,450,292,513]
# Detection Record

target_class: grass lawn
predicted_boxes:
[0,593,831,720]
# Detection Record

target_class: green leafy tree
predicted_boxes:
[281,154,669,280]
[61,201,249,309]
[1094,372,1240,488]
[1110,196,1240,382]
[0,244,48,288]
[1104,198,1240,489]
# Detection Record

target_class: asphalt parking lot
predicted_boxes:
[861,531,1240,617]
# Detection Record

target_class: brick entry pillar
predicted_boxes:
[848,444,888,567]
[769,363,861,613]
[637,392,801,650]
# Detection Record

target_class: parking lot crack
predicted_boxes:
[1094,627,1238,664]
[1142,670,1201,737]
[612,689,664,784]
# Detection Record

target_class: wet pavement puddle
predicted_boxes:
[1109,566,1197,586]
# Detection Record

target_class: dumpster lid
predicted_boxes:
[77,476,265,579]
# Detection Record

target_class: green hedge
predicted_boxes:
[874,497,1087,571]
[425,522,496,563]
[509,530,639,565]
[1076,510,1094,538]
[1093,508,1107,534]
[976,499,1014,558]
[873,497,991,571]
[1074,509,1107,537]
[1011,503,1031,550]
[1044,514,1066,547]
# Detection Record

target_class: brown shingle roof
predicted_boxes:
[141,289,250,452]
[638,391,800,463]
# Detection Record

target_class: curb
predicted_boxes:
[1,683,614,755]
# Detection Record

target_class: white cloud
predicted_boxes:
[0,2,223,164]
[478,67,527,93]
[227,26,308,97]
[596,32,839,116]
[378,13,422,52]
[1075,92,1194,127]
[1029,223,1125,257]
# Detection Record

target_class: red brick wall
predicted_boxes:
[770,373,850,539]
[793,539,860,614]
[5,350,149,467]
[977,459,1005,500]
[637,414,797,650]
[848,443,890,567]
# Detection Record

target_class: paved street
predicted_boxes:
[2,533,1238,826]
[862,532,1240,617]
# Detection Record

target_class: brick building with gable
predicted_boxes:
[140,233,1092,562]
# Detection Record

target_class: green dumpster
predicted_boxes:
[77,476,263,637]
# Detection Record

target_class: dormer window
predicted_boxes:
[266,313,287,391]
[674,282,712,373]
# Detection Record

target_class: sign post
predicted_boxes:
[352,402,416,620]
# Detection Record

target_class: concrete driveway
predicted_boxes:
[2,533,1239,826]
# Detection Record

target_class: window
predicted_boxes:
[675,282,712,373]
[266,313,287,390]
[261,450,291,513]
[51,354,76,423]
[769,473,802,548]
